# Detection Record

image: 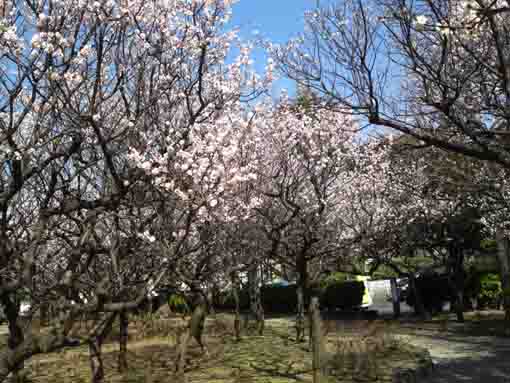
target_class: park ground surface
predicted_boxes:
[395,311,510,383]
[1,309,509,382]
[23,314,428,383]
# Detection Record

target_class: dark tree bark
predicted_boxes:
[206,290,215,316]
[39,303,49,327]
[231,273,241,341]
[309,296,322,383]
[1,293,24,381]
[390,278,400,319]
[409,274,430,320]
[89,314,116,383]
[496,229,510,334]
[188,296,208,352]
[248,263,264,335]
[295,253,308,342]
[118,311,129,372]
[89,339,104,383]
[176,297,208,379]
[448,245,465,323]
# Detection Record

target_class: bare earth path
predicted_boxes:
[400,329,510,383]
[267,315,510,383]
[371,292,510,383]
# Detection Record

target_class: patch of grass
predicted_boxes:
[25,316,429,383]
[324,331,405,381]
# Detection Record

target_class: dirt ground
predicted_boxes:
[393,311,510,383]
[3,310,508,382]
[24,314,425,383]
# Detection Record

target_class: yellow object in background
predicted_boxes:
[355,275,373,307]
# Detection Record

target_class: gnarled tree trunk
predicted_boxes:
[0,328,82,382]
[256,302,264,335]
[176,297,208,380]
[295,254,308,342]
[248,263,264,335]
[206,289,215,316]
[309,296,322,383]
[409,274,430,320]
[118,311,129,372]
[1,293,24,382]
[89,314,116,383]
[39,303,49,327]
[231,273,241,341]
[496,228,510,334]
[448,245,465,322]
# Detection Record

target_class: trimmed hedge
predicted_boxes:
[216,284,300,313]
[407,272,503,312]
[405,274,454,313]
[261,284,300,313]
[318,272,350,291]
[215,281,366,313]
[321,281,365,310]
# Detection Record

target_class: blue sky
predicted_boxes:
[231,1,316,43]
[229,0,321,95]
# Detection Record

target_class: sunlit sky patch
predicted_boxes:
[230,0,321,96]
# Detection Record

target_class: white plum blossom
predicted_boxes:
[415,15,428,31]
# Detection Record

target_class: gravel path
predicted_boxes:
[399,330,510,382]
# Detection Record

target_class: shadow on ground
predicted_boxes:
[427,343,510,383]
[397,323,510,383]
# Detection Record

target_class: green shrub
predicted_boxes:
[318,272,350,292]
[477,273,502,308]
[480,239,497,251]
[321,281,364,310]
[168,293,190,314]
[464,272,503,309]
